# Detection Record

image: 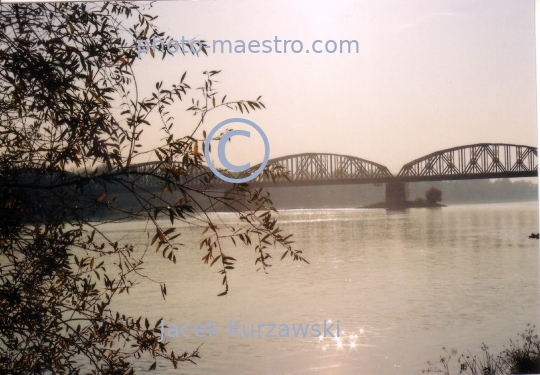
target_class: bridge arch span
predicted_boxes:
[251,152,393,186]
[397,143,538,181]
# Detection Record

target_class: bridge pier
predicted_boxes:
[386,182,407,210]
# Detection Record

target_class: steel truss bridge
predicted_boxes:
[130,143,537,190]
[251,144,537,186]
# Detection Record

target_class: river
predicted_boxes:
[107,202,539,375]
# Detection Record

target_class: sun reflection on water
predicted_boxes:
[316,324,371,352]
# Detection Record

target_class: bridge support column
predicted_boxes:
[386,182,406,210]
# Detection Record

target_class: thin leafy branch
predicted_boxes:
[0,2,306,374]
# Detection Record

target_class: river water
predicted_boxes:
[107,202,539,375]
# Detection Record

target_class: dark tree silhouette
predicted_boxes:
[0,2,305,373]
[425,187,443,206]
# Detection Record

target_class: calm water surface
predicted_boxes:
[106,202,539,375]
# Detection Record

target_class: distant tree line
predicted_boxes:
[264,179,537,209]
[408,179,537,204]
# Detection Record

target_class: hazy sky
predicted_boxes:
[132,0,537,173]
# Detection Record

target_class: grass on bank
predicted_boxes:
[424,325,540,375]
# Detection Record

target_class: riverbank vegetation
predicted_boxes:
[424,325,540,375]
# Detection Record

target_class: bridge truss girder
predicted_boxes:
[250,153,393,187]
[397,143,538,182]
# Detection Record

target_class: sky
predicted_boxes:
[130,0,537,174]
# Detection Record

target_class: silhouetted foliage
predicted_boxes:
[0,2,305,373]
[424,325,540,375]
[425,187,443,205]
